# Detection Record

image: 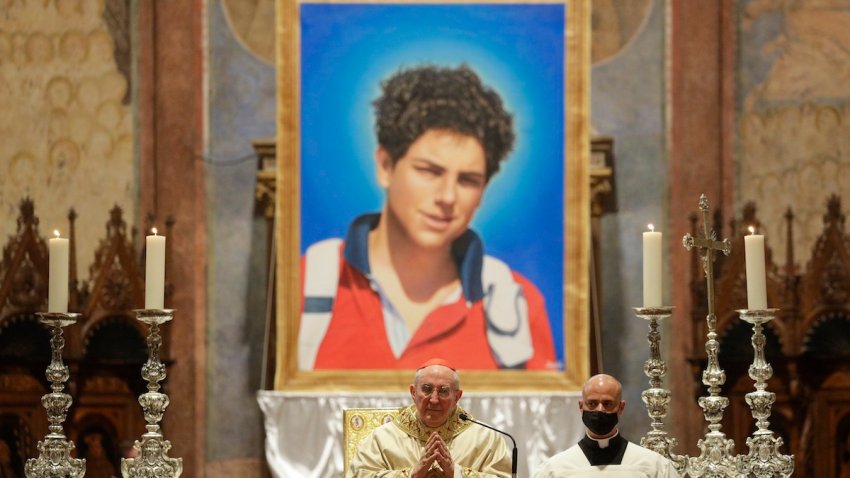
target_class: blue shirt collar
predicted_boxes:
[342,213,485,302]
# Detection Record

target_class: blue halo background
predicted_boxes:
[299,3,566,366]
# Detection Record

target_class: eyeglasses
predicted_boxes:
[418,383,454,399]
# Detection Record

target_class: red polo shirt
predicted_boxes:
[300,213,558,370]
[301,249,556,370]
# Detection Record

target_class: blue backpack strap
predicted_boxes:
[297,238,342,370]
[482,255,533,368]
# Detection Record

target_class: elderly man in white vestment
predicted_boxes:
[534,374,679,478]
[347,358,511,478]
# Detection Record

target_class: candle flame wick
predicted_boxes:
[748,226,756,235]
[647,224,655,232]
[53,230,60,238]
[152,227,158,236]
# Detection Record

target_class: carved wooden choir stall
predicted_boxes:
[0,199,173,478]
[690,194,850,477]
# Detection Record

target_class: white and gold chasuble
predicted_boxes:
[347,404,511,477]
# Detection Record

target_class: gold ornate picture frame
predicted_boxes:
[274,0,589,391]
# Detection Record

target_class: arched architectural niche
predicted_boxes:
[82,315,146,362]
[803,310,850,358]
[0,313,50,361]
[74,413,121,478]
[0,315,46,473]
[74,314,149,455]
[807,333,850,477]
[718,319,783,364]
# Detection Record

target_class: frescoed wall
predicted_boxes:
[205,0,276,474]
[738,0,850,264]
[590,0,662,437]
[0,0,135,271]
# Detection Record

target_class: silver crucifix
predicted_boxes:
[682,194,737,477]
[682,194,731,319]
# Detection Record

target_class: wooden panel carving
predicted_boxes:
[0,198,173,473]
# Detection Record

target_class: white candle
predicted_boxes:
[745,227,767,310]
[643,224,662,307]
[48,231,69,313]
[145,229,166,309]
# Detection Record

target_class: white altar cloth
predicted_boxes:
[258,390,583,478]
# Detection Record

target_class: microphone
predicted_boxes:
[459,413,518,478]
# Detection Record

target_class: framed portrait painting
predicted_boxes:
[275,0,589,391]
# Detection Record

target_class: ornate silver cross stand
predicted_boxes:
[682,194,736,477]
[121,309,183,478]
[634,305,688,475]
[25,312,86,478]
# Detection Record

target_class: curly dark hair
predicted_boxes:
[372,64,515,181]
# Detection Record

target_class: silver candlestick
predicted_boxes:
[634,306,688,475]
[683,194,737,477]
[121,309,183,478]
[735,308,794,477]
[25,312,86,478]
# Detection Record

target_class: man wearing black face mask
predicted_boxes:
[533,374,679,477]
